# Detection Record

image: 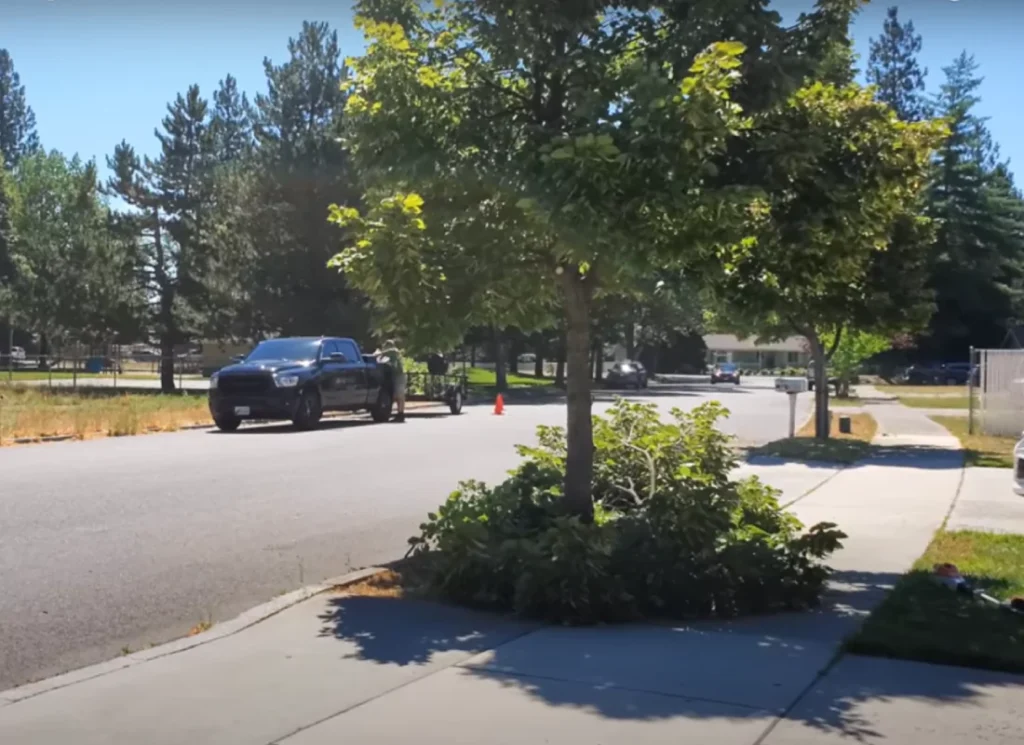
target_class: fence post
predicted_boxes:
[6,316,12,382]
[968,345,976,435]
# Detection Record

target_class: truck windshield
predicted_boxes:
[246,339,320,362]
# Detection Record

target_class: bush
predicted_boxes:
[409,400,846,624]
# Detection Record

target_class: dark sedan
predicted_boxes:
[606,360,648,389]
[710,363,741,384]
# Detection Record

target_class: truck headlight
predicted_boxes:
[209,373,219,389]
[275,374,300,388]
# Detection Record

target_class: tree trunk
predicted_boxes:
[470,345,476,367]
[159,332,176,394]
[625,308,636,360]
[509,334,520,375]
[492,326,507,392]
[534,348,544,378]
[808,333,829,439]
[562,268,595,521]
[555,334,566,388]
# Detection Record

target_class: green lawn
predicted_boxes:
[847,530,1024,673]
[875,384,970,397]
[931,415,1015,468]
[464,367,556,388]
[898,395,973,410]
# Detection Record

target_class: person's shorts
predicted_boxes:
[393,374,407,398]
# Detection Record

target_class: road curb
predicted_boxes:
[0,566,386,707]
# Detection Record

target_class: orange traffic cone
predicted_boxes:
[494,394,505,415]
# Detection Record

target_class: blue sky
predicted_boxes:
[5,0,1023,181]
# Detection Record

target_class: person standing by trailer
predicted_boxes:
[375,339,406,422]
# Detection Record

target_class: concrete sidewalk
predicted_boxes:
[4,435,1022,744]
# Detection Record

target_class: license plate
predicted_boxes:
[234,406,250,416]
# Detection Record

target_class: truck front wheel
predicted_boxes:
[292,389,323,430]
[371,388,393,423]
[214,415,241,432]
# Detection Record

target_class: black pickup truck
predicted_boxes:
[208,337,394,431]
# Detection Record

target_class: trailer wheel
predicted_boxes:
[449,388,463,415]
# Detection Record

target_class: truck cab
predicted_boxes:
[208,337,394,431]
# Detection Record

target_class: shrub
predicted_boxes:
[409,400,846,624]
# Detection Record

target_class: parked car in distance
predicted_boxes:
[710,363,741,385]
[902,362,978,386]
[208,336,395,432]
[606,360,648,389]
[805,367,840,392]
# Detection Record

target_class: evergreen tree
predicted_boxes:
[249,21,369,339]
[210,74,255,162]
[107,85,218,390]
[0,50,40,169]
[925,53,1024,355]
[0,160,16,311]
[866,7,928,121]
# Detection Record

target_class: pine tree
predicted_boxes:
[210,74,255,162]
[0,50,40,169]
[107,85,217,390]
[249,22,369,338]
[866,7,928,121]
[0,161,16,299]
[925,53,1024,355]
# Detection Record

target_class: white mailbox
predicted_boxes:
[775,377,809,394]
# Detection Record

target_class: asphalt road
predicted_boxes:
[0,377,808,690]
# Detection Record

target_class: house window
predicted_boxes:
[787,351,801,364]
[714,352,729,364]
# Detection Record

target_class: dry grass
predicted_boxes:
[0,385,211,444]
[797,410,878,441]
[187,620,213,637]
[336,559,433,599]
[754,412,878,464]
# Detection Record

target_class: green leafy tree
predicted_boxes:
[705,82,945,438]
[0,50,40,169]
[330,0,861,516]
[866,7,928,122]
[9,151,138,351]
[820,330,890,398]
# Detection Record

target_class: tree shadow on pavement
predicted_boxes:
[316,569,1023,736]
[747,443,965,470]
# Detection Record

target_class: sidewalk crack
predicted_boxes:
[268,624,542,745]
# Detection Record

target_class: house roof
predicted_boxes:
[703,334,808,353]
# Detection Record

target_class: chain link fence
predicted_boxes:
[0,343,206,390]
[972,348,1024,437]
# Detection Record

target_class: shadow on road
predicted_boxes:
[207,411,451,435]
[316,567,1024,735]
[464,382,756,408]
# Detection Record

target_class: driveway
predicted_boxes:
[0,378,810,689]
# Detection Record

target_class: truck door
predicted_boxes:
[337,340,368,407]
[318,341,345,409]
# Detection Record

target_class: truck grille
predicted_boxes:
[219,373,272,395]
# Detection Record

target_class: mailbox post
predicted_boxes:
[775,376,810,438]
